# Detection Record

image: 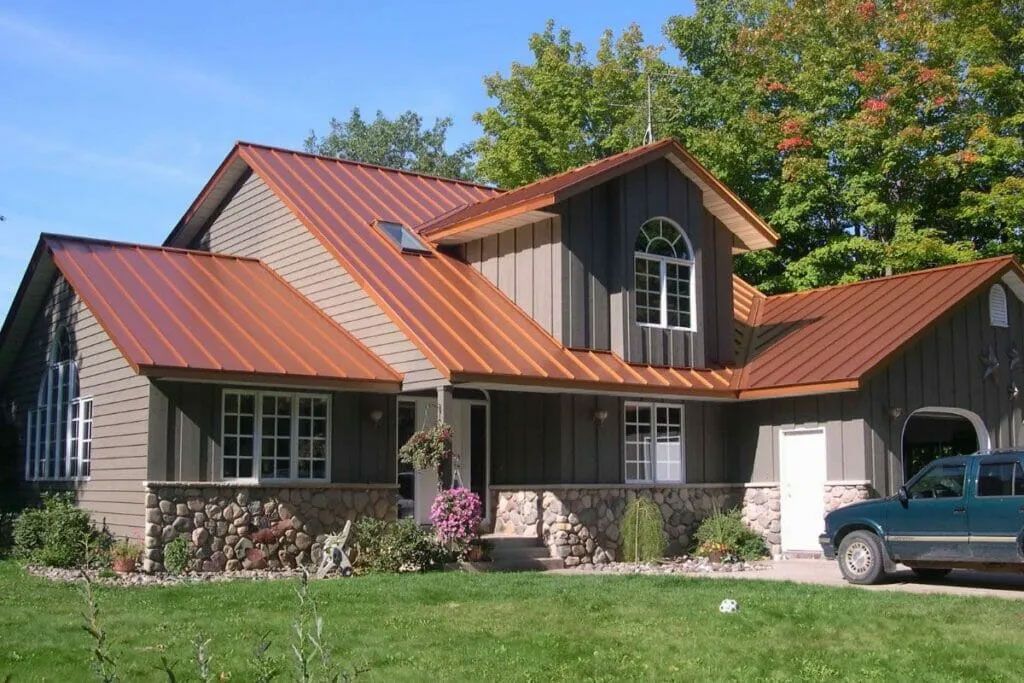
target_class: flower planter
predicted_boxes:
[112,557,137,574]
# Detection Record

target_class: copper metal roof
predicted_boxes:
[44,235,402,389]
[230,143,736,398]
[417,139,779,252]
[736,257,1021,397]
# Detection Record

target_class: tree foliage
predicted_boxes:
[305,107,476,181]
[474,3,1024,292]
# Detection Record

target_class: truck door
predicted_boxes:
[886,460,970,562]
[968,457,1024,563]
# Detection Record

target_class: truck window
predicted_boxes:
[977,463,1016,496]
[908,463,966,499]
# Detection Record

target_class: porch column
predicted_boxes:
[436,384,454,486]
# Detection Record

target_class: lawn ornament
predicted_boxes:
[719,599,739,614]
[316,520,354,579]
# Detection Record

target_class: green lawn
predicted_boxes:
[1,561,1022,682]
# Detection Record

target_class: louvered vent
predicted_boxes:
[989,284,1008,328]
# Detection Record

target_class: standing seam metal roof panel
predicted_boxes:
[44,235,402,387]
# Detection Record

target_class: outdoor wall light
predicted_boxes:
[593,409,609,425]
[369,409,384,426]
[887,406,904,419]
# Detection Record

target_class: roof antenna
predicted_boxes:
[643,70,654,145]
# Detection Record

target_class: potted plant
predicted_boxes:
[110,539,141,574]
[398,422,455,490]
[429,487,483,560]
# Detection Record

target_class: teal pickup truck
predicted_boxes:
[820,452,1024,584]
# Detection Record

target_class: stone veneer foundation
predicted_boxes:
[491,484,782,566]
[143,482,397,573]
[492,481,877,566]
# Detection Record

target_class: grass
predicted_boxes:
[1,561,1023,681]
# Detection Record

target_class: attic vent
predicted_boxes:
[374,220,431,254]
[989,284,1008,328]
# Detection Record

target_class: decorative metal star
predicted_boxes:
[981,344,1000,382]
[1010,382,1021,400]
[1009,345,1021,372]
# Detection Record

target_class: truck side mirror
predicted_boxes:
[897,486,909,505]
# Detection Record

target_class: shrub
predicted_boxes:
[353,518,450,573]
[620,496,666,563]
[13,492,109,567]
[429,487,482,558]
[163,536,190,573]
[0,511,16,557]
[693,507,768,561]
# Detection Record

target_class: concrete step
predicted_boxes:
[453,556,565,572]
[481,533,544,549]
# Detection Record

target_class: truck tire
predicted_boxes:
[837,531,887,585]
[910,567,951,581]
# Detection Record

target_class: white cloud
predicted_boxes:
[0,11,258,105]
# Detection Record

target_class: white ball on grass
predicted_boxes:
[719,599,739,613]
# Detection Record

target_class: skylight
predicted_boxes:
[375,220,431,254]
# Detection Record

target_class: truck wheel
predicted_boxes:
[910,567,951,581]
[837,531,887,585]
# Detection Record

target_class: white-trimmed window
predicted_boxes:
[624,402,684,484]
[221,390,330,482]
[25,328,93,481]
[989,284,1008,327]
[634,218,695,330]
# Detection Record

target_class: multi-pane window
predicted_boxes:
[634,218,694,330]
[624,403,684,484]
[25,328,92,481]
[222,390,330,481]
[297,396,328,480]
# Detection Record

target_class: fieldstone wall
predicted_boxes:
[492,484,782,566]
[143,483,397,573]
[824,482,874,512]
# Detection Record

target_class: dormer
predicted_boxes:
[434,140,777,369]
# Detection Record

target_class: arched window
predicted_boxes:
[989,284,1008,328]
[25,327,92,480]
[634,218,694,329]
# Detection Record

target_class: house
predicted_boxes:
[2,138,1022,571]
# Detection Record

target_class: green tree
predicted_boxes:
[474,21,667,187]
[475,3,1024,292]
[305,108,476,181]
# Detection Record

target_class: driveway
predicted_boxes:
[716,559,1024,600]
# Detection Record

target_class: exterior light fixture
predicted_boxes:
[369,409,384,426]
[593,409,609,425]
[887,406,904,419]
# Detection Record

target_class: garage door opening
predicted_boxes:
[902,409,987,481]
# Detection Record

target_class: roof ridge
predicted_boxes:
[43,233,262,262]
[764,255,1017,300]
[236,140,501,192]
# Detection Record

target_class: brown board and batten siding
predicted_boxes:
[861,283,1024,495]
[725,393,869,485]
[462,216,563,341]
[558,158,734,368]
[489,391,728,486]
[193,172,443,391]
[148,380,397,485]
[4,274,150,536]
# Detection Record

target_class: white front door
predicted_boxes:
[779,428,827,553]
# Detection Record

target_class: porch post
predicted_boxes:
[436,384,454,487]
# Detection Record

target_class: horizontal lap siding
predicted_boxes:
[2,275,150,537]
[196,172,442,390]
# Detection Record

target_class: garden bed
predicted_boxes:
[582,555,770,575]
[26,564,319,587]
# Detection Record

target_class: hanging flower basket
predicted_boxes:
[398,423,454,475]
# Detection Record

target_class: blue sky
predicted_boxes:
[0,1,693,313]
